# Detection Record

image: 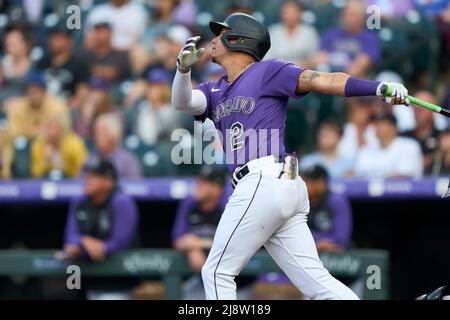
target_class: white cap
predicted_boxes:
[167,24,192,44]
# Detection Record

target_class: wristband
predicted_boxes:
[344,76,381,97]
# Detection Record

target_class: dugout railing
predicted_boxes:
[0,249,390,300]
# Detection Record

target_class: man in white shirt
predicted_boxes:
[354,112,423,178]
[265,0,319,66]
[338,96,379,161]
[86,0,148,51]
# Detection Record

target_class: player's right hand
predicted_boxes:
[176,36,205,72]
[376,81,410,106]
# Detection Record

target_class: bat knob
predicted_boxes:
[379,83,389,96]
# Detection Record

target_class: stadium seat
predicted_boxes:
[11,136,31,178]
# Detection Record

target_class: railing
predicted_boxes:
[0,249,390,300]
[0,177,448,203]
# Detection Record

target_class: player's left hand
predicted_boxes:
[176,36,205,72]
[376,82,410,106]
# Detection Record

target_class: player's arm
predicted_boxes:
[296,69,410,106]
[171,36,208,116]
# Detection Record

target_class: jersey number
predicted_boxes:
[230,122,244,151]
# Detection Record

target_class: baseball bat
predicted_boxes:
[379,84,450,118]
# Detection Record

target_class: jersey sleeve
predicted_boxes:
[193,82,213,122]
[262,59,306,98]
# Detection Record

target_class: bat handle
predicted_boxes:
[380,84,450,118]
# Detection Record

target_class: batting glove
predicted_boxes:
[376,82,410,106]
[176,36,205,72]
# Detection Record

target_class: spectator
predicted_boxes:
[300,120,353,178]
[316,0,381,77]
[30,115,88,179]
[87,113,142,179]
[85,0,148,51]
[302,165,352,252]
[62,159,139,260]
[81,22,131,84]
[0,125,13,179]
[0,24,33,104]
[172,166,228,299]
[172,0,198,28]
[7,71,69,139]
[129,68,179,145]
[60,159,139,299]
[266,1,319,66]
[138,0,179,64]
[142,0,179,46]
[402,91,442,173]
[364,0,414,19]
[337,96,378,161]
[36,25,89,107]
[126,25,191,106]
[354,112,423,178]
[72,77,118,142]
[430,129,450,175]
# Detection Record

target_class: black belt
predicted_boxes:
[231,165,249,189]
[231,154,298,189]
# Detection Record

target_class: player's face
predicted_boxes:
[211,28,230,64]
[84,173,113,197]
[194,179,223,208]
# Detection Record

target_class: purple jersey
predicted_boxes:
[195,59,306,173]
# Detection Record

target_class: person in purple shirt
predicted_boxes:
[302,164,352,252]
[172,166,232,299]
[172,166,228,273]
[172,12,408,300]
[62,159,139,262]
[316,0,381,78]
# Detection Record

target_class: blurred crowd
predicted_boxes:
[0,0,449,180]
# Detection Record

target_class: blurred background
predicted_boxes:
[0,0,449,300]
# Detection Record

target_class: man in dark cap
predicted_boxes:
[301,165,352,253]
[81,21,131,84]
[36,24,89,104]
[172,166,229,298]
[62,159,139,262]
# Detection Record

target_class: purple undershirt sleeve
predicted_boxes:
[344,76,381,97]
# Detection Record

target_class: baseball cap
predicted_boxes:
[92,20,112,29]
[374,111,397,126]
[88,77,110,91]
[84,159,118,181]
[23,71,46,89]
[198,166,227,187]
[145,68,172,85]
[49,23,74,37]
[301,164,329,181]
[204,62,226,79]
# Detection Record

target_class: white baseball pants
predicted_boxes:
[201,158,359,300]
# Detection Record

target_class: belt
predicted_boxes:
[231,154,299,188]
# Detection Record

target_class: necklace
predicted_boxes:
[227,62,255,85]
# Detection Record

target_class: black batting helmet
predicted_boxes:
[209,13,271,61]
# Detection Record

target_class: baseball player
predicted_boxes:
[172,13,409,300]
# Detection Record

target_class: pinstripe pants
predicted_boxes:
[201,169,359,300]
